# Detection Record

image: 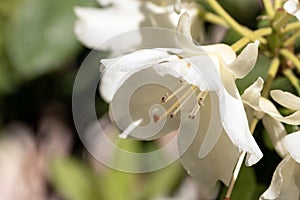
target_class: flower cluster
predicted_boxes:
[74,0,300,199]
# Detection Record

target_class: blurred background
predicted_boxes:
[0,0,297,199]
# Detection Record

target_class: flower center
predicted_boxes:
[153,79,209,122]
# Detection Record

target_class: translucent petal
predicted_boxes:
[178,92,240,191]
[225,42,259,79]
[109,67,183,140]
[284,131,300,163]
[74,2,143,50]
[271,90,300,110]
[242,77,264,112]
[284,0,300,17]
[275,110,300,125]
[202,44,236,65]
[261,97,300,125]
[100,48,177,102]
[260,156,300,200]
[97,0,114,6]
[176,12,205,55]
[185,56,263,166]
[222,83,263,166]
[262,116,288,158]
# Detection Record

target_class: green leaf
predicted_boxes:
[50,157,103,200]
[262,129,274,151]
[218,165,257,200]
[137,163,183,200]
[5,0,95,79]
[229,165,257,200]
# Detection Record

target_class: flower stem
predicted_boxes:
[206,0,251,36]
[280,49,300,72]
[284,29,300,47]
[224,118,259,199]
[274,0,282,10]
[231,27,272,52]
[282,21,300,33]
[283,69,300,95]
[262,0,275,18]
[273,13,292,31]
[225,151,246,199]
[198,10,228,27]
[231,37,250,52]
[262,57,280,97]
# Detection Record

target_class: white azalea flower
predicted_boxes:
[241,78,300,157]
[100,12,262,191]
[242,78,287,157]
[74,0,202,53]
[284,0,300,20]
[260,131,300,200]
[270,90,300,125]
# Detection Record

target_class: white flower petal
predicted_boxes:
[178,92,240,190]
[225,42,259,79]
[202,44,236,65]
[185,56,262,166]
[174,0,182,13]
[284,0,300,16]
[275,110,300,125]
[270,90,300,110]
[284,131,300,163]
[262,115,288,158]
[74,1,143,50]
[259,97,283,119]
[198,92,223,159]
[109,67,183,140]
[260,156,300,200]
[97,0,114,6]
[176,12,205,55]
[100,48,177,102]
[222,84,263,166]
[242,77,264,112]
[260,96,300,125]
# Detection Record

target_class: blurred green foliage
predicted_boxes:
[0,0,96,95]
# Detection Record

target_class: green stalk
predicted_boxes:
[263,0,275,18]
[282,21,300,33]
[283,69,300,95]
[231,27,272,52]
[283,30,300,47]
[262,57,280,97]
[280,49,300,72]
[198,10,228,27]
[206,0,252,36]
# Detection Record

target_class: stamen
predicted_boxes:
[161,93,169,103]
[197,91,209,107]
[188,91,209,120]
[161,83,188,103]
[188,104,200,119]
[170,90,194,118]
[155,86,196,122]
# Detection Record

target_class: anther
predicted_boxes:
[162,83,188,104]
[188,105,200,119]
[153,114,160,123]
[169,90,194,118]
[161,93,169,103]
[156,86,196,122]
[197,91,208,107]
